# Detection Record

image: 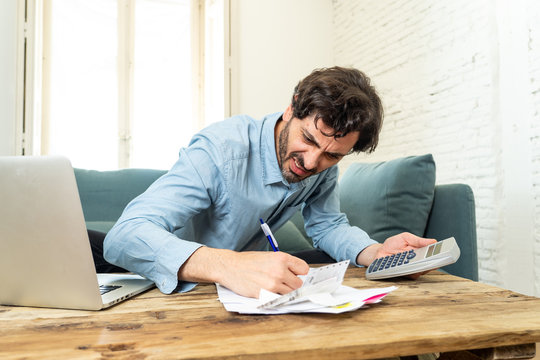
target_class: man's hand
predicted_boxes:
[178,247,309,298]
[357,232,437,279]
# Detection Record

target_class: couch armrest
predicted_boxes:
[424,184,478,281]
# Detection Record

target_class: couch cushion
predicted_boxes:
[273,221,315,252]
[339,154,436,242]
[86,221,117,233]
[74,168,167,223]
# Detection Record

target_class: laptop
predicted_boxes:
[0,155,155,310]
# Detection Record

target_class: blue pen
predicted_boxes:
[259,218,280,252]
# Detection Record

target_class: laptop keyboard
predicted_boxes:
[99,284,121,295]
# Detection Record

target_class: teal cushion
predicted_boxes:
[86,221,116,233]
[74,168,167,223]
[274,221,314,252]
[339,154,436,242]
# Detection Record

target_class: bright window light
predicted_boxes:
[45,0,224,170]
[48,0,118,170]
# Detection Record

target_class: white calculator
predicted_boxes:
[365,237,461,280]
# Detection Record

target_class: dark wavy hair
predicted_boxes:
[291,67,383,153]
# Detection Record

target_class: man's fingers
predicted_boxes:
[401,232,437,248]
[275,253,308,292]
[259,275,297,295]
[259,265,302,295]
[286,254,310,276]
[272,282,297,295]
[282,268,305,290]
[249,252,308,295]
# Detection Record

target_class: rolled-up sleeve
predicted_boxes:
[104,138,225,294]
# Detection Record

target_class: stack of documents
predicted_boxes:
[216,260,397,315]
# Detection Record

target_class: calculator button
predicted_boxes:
[407,251,416,260]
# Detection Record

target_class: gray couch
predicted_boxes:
[74,154,478,281]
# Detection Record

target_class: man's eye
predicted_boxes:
[327,153,341,160]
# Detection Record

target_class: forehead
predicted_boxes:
[299,117,359,152]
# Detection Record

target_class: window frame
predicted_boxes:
[17,0,230,169]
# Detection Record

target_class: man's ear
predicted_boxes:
[283,104,293,122]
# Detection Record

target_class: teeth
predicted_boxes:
[293,158,303,172]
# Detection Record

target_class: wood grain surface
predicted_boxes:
[1,267,539,359]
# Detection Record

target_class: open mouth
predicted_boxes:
[290,157,309,177]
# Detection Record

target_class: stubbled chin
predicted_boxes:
[283,163,302,183]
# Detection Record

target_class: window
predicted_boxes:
[37,0,226,170]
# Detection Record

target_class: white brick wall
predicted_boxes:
[333,0,540,295]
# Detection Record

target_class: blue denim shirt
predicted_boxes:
[104,112,376,293]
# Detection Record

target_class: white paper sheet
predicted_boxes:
[215,260,397,315]
[216,284,397,314]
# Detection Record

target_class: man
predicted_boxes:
[103,66,436,298]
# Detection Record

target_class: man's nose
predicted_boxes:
[303,151,320,171]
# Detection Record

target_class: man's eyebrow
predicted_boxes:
[327,150,348,158]
[302,129,320,147]
[302,129,348,157]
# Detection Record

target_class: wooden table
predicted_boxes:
[1,267,540,359]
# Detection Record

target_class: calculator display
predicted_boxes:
[426,242,443,258]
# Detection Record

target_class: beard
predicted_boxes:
[277,120,314,183]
